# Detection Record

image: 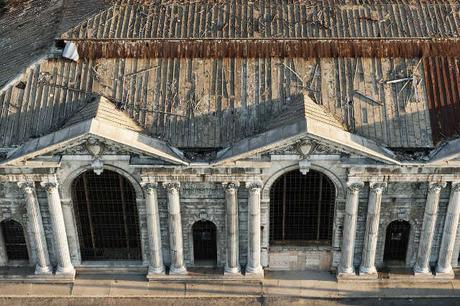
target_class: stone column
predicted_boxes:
[246,181,263,275]
[0,226,7,266]
[143,183,165,275]
[61,199,81,265]
[436,183,460,277]
[164,182,186,274]
[224,182,240,274]
[359,182,386,276]
[18,182,52,274]
[414,182,444,276]
[338,182,364,276]
[41,182,75,275]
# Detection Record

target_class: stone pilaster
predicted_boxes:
[435,182,460,278]
[359,182,386,277]
[0,226,7,266]
[338,182,364,277]
[18,182,52,274]
[40,182,75,275]
[414,182,445,276]
[143,183,165,275]
[246,181,263,275]
[164,181,186,274]
[223,182,240,274]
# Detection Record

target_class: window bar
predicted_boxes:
[118,175,132,259]
[83,173,97,258]
[316,174,323,240]
[282,174,287,240]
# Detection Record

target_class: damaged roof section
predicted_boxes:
[0,0,111,88]
[0,57,433,149]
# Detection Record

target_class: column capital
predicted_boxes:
[429,182,446,193]
[40,181,59,192]
[163,181,180,192]
[451,182,460,192]
[369,182,387,193]
[17,181,35,194]
[223,182,240,191]
[141,182,159,192]
[347,182,364,193]
[246,181,263,191]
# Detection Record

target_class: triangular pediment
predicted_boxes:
[215,97,400,166]
[1,96,187,167]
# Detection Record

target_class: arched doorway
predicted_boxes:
[0,219,29,261]
[269,169,336,244]
[383,220,410,264]
[192,220,217,266]
[72,169,141,261]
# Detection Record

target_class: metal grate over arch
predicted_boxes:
[0,219,29,261]
[269,169,335,245]
[72,169,141,261]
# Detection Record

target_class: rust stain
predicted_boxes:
[72,39,460,59]
[424,57,460,144]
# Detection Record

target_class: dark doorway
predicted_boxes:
[1,219,29,261]
[192,220,217,266]
[72,170,141,261]
[383,220,410,263]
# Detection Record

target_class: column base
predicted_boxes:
[34,264,52,275]
[169,265,187,275]
[147,265,165,278]
[224,266,241,275]
[336,272,358,279]
[358,266,378,279]
[245,265,263,275]
[54,266,76,281]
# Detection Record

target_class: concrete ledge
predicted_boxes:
[434,271,455,279]
[0,272,75,284]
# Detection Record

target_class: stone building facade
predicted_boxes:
[1,0,460,282]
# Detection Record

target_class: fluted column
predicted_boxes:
[436,182,460,277]
[18,182,52,274]
[143,183,165,275]
[0,226,7,266]
[41,182,75,275]
[414,182,445,275]
[164,181,186,274]
[61,199,80,265]
[359,182,386,276]
[224,182,240,274]
[246,181,263,275]
[338,182,364,276]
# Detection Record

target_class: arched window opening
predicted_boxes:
[72,170,141,261]
[383,220,410,263]
[269,169,335,245]
[1,219,29,261]
[192,220,217,266]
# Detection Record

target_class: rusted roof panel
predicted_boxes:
[424,57,460,144]
[62,0,460,40]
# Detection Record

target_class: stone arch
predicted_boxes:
[262,164,345,201]
[62,165,147,265]
[61,164,143,202]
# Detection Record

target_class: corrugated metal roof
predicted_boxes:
[424,57,460,144]
[0,56,433,149]
[62,0,460,40]
[0,0,111,88]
